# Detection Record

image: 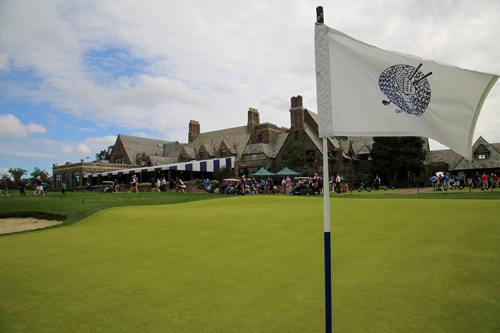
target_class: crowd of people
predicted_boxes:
[218,176,277,195]
[430,172,498,191]
[6,170,498,197]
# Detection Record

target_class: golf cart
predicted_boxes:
[291,177,319,195]
[220,178,240,194]
[100,181,116,193]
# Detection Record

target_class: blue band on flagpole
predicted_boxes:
[324,231,332,333]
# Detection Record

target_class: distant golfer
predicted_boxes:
[34,176,44,196]
[19,179,26,197]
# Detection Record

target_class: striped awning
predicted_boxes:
[93,157,235,178]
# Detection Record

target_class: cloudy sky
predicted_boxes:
[0,0,499,175]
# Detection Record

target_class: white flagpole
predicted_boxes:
[322,136,332,333]
[317,7,332,333]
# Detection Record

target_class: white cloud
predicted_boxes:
[83,135,116,147]
[78,127,92,132]
[76,143,91,156]
[56,135,115,157]
[0,114,47,137]
[0,0,499,149]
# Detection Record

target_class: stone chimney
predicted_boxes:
[188,120,200,143]
[247,107,260,129]
[290,95,305,130]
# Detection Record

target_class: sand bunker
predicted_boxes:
[0,218,62,235]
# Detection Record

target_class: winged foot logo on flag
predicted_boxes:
[379,63,432,116]
[315,23,498,159]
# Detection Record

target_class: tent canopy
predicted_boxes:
[275,167,301,176]
[251,167,275,177]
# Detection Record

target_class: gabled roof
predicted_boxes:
[452,156,500,170]
[304,109,361,153]
[243,143,273,156]
[348,137,374,155]
[243,131,289,159]
[272,132,289,156]
[118,134,172,163]
[491,143,500,153]
[428,149,463,169]
[148,156,179,166]
[303,123,323,152]
[429,136,500,171]
[190,126,251,159]
[179,146,196,159]
[472,136,499,154]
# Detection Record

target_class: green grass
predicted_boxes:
[0,191,218,227]
[334,187,500,200]
[1,195,499,332]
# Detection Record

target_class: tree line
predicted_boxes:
[0,168,51,189]
[272,136,426,186]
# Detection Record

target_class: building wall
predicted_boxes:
[108,136,132,165]
[253,124,284,144]
[52,162,128,189]
[275,130,323,172]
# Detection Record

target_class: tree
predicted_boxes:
[1,173,13,189]
[31,167,51,184]
[213,167,233,182]
[8,168,27,184]
[370,137,426,186]
[96,145,114,161]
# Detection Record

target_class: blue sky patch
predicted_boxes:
[83,46,152,84]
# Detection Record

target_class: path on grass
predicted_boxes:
[395,187,433,195]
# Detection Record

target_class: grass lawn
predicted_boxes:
[0,191,218,226]
[0,194,499,332]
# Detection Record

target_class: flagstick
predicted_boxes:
[322,136,332,333]
[317,6,332,333]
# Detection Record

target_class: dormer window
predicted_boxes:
[474,144,490,160]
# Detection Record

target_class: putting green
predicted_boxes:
[0,196,499,332]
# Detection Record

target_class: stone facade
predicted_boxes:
[54,95,402,185]
[428,136,500,178]
[52,162,129,189]
[108,135,131,165]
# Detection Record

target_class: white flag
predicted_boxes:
[315,23,498,159]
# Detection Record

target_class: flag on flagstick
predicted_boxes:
[315,23,498,159]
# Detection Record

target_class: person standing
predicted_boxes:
[156,177,161,192]
[34,176,44,196]
[240,175,247,195]
[204,178,211,192]
[61,182,66,195]
[443,173,450,191]
[161,176,167,192]
[481,172,489,190]
[285,176,292,194]
[130,174,138,193]
[335,174,342,193]
[19,179,26,196]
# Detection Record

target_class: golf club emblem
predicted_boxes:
[379,63,432,116]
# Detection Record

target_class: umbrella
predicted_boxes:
[251,167,275,177]
[275,167,301,177]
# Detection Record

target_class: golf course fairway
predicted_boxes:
[1,196,499,332]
